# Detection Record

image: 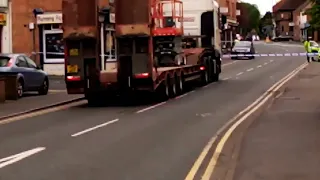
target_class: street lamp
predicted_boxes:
[98,7,110,70]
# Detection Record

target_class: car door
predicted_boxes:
[24,55,44,87]
[13,56,33,89]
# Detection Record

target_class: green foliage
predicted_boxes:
[259,11,274,37]
[238,2,261,34]
[306,0,320,29]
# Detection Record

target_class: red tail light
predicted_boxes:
[200,66,205,70]
[66,76,81,81]
[134,73,149,78]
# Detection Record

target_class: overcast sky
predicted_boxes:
[240,0,278,15]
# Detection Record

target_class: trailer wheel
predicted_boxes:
[176,73,184,94]
[170,76,178,97]
[201,63,209,85]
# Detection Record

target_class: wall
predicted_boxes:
[11,0,62,64]
[11,0,110,64]
[217,0,237,20]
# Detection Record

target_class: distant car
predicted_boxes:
[272,35,293,41]
[0,54,49,98]
[231,41,255,59]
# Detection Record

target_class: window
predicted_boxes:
[45,33,64,60]
[289,26,294,32]
[105,30,116,61]
[16,56,28,67]
[24,56,37,69]
[281,26,284,32]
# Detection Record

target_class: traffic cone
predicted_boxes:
[265,36,271,43]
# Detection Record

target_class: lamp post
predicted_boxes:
[98,7,110,71]
[32,8,43,67]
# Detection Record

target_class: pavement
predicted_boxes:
[226,63,320,180]
[0,76,81,118]
[0,41,308,180]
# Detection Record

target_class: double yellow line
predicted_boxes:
[185,62,308,180]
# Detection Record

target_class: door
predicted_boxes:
[43,29,64,63]
[13,56,33,89]
[24,55,44,87]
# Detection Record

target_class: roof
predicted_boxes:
[273,0,305,12]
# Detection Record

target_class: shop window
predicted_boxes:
[105,30,116,61]
[45,33,64,61]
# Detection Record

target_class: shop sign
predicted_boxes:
[0,13,6,25]
[0,0,8,8]
[37,13,62,24]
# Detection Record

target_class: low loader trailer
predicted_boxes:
[62,0,222,105]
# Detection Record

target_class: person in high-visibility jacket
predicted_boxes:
[304,37,312,63]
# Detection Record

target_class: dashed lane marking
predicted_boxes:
[236,72,243,76]
[71,119,119,137]
[246,68,253,72]
[136,102,167,114]
[257,65,262,68]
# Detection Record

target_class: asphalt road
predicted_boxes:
[0,41,306,180]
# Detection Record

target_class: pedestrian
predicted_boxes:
[304,37,312,63]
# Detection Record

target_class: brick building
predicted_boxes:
[10,0,110,75]
[217,0,238,48]
[272,0,305,37]
[293,1,313,41]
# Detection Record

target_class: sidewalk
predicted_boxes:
[232,63,320,179]
[0,92,82,118]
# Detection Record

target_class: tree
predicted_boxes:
[259,11,274,37]
[305,0,320,29]
[237,2,261,35]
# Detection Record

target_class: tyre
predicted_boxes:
[17,79,24,98]
[38,78,49,95]
[201,67,209,85]
[176,73,184,95]
[170,76,177,98]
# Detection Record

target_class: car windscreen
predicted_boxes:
[234,42,251,48]
[0,56,11,67]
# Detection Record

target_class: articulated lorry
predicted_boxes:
[62,0,222,105]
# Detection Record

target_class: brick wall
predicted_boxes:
[11,0,109,61]
[12,0,62,57]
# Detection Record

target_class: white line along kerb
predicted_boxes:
[184,62,308,180]
[201,62,308,180]
[71,119,119,137]
[0,147,46,169]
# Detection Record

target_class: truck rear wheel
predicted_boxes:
[201,66,209,85]
[176,74,184,95]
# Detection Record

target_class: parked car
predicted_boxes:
[0,54,49,98]
[231,41,255,60]
[272,35,294,41]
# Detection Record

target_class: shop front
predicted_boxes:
[36,13,64,75]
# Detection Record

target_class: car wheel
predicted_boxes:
[17,80,24,98]
[38,78,49,95]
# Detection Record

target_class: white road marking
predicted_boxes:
[222,77,230,80]
[200,62,308,180]
[246,68,253,72]
[175,93,189,99]
[222,61,237,67]
[136,102,166,113]
[0,147,46,169]
[270,60,274,62]
[71,119,119,137]
[257,65,262,68]
[264,62,268,65]
[236,72,243,76]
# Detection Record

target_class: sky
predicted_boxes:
[240,0,279,15]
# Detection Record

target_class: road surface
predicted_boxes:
[0,41,306,180]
